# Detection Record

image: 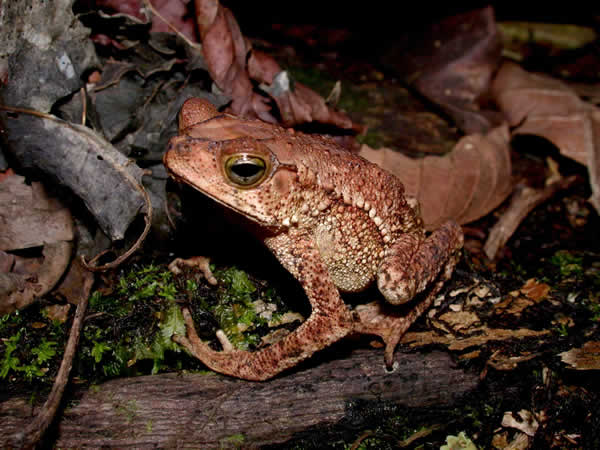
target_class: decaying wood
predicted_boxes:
[0,348,477,448]
[1,107,147,243]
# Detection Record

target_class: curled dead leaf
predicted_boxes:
[388,7,503,134]
[491,61,600,213]
[193,0,358,131]
[0,175,74,314]
[519,278,550,302]
[501,409,540,437]
[359,124,512,230]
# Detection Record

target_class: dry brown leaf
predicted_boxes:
[1,242,72,315]
[44,304,72,323]
[389,7,504,134]
[520,278,550,302]
[193,0,357,131]
[0,174,74,314]
[493,295,536,318]
[193,0,273,121]
[0,175,74,250]
[434,310,480,333]
[491,61,600,213]
[559,341,600,370]
[359,124,511,230]
[493,279,551,317]
[55,259,96,306]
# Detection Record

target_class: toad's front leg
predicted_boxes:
[173,233,354,381]
[354,220,463,367]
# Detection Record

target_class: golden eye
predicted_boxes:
[224,154,267,187]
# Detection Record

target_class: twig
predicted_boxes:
[349,430,374,450]
[397,424,443,447]
[80,87,87,126]
[141,0,202,49]
[11,272,93,448]
[484,176,579,259]
[81,185,152,271]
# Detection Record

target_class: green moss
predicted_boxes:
[116,399,138,423]
[1,263,298,387]
[212,267,269,350]
[549,250,584,277]
[0,317,61,384]
[220,433,246,447]
[78,264,192,381]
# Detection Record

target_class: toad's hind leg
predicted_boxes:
[173,233,354,381]
[354,220,463,367]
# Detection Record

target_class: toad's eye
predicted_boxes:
[224,154,268,187]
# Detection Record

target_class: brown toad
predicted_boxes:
[164,98,463,381]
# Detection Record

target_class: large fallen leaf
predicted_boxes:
[0,175,73,314]
[193,0,271,121]
[0,175,73,250]
[491,61,600,213]
[385,6,503,134]
[360,124,512,230]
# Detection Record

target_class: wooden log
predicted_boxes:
[48,348,478,448]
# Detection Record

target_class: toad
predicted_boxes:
[164,98,463,381]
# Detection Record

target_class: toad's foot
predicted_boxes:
[353,272,447,368]
[356,220,463,367]
[174,302,351,380]
[173,234,354,381]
